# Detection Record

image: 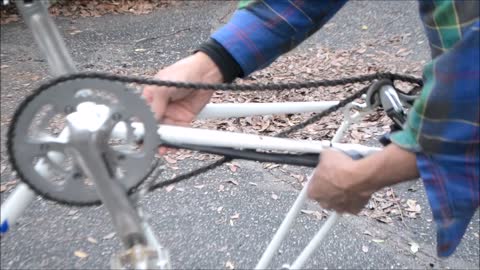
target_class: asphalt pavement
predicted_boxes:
[1,1,478,269]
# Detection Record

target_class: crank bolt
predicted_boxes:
[64,105,75,114]
[112,113,122,121]
[39,144,49,152]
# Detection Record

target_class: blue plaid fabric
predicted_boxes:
[211,0,479,257]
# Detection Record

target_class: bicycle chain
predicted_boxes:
[8,71,422,206]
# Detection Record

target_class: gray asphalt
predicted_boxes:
[1,1,478,269]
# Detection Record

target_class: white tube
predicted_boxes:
[158,125,326,153]
[289,213,340,269]
[0,184,36,233]
[197,102,339,119]
[331,120,351,143]
[255,184,310,269]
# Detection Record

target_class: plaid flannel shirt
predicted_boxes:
[211,0,479,257]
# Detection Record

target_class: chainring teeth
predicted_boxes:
[8,78,159,206]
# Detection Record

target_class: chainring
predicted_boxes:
[8,78,159,206]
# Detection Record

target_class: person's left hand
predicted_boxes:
[307,149,373,214]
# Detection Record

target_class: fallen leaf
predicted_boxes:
[226,179,239,186]
[164,156,177,164]
[87,237,98,244]
[165,185,175,192]
[271,193,279,200]
[363,230,373,236]
[74,250,88,258]
[69,30,83,35]
[103,232,116,240]
[372,239,385,243]
[405,199,421,214]
[300,210,324,220]
[362,245,369,253]
[225,260,235,269]
[230,213,240,220]
[409,242,420,254]
[227,163,239,172]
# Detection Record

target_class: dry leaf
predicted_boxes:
[69,30,83,35]
[226,179,239,186]
[409,242,420,254]
[271,193,279,200]
[363,230,373,236]
[227,163,239,172]
[165,185,175,192]
[103,232,116,240]
[164,156,177,164]
[362,245,369,253]
[300,210,324,220]
[225,260,235,269]
[87,237,98,244]
[74,250,88,258]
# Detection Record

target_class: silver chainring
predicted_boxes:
[8,78,159,205]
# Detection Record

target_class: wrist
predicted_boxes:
[191,51,224,83]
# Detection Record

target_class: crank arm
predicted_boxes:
[66,110,146,248]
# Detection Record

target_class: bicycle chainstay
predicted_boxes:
[8,71,422,206]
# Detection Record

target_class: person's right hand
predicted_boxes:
[142,52,223,154]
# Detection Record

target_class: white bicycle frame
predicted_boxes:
[0,1,384,269]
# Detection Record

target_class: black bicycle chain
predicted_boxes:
[8,71,422,205]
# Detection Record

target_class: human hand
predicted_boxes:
[142,52,223,154]
[307,149,373,214]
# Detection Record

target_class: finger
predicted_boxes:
[142,86,154,104]
[158,146,178,155]
[151,89,170,121]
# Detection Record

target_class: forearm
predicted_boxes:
[353,144,419,193]
[211,0,347,77]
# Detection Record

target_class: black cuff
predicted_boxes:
[195,38,243,83]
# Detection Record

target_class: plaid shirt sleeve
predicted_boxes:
[390,0,479,257]
[211,0,348,76]
[212,0,479,257]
